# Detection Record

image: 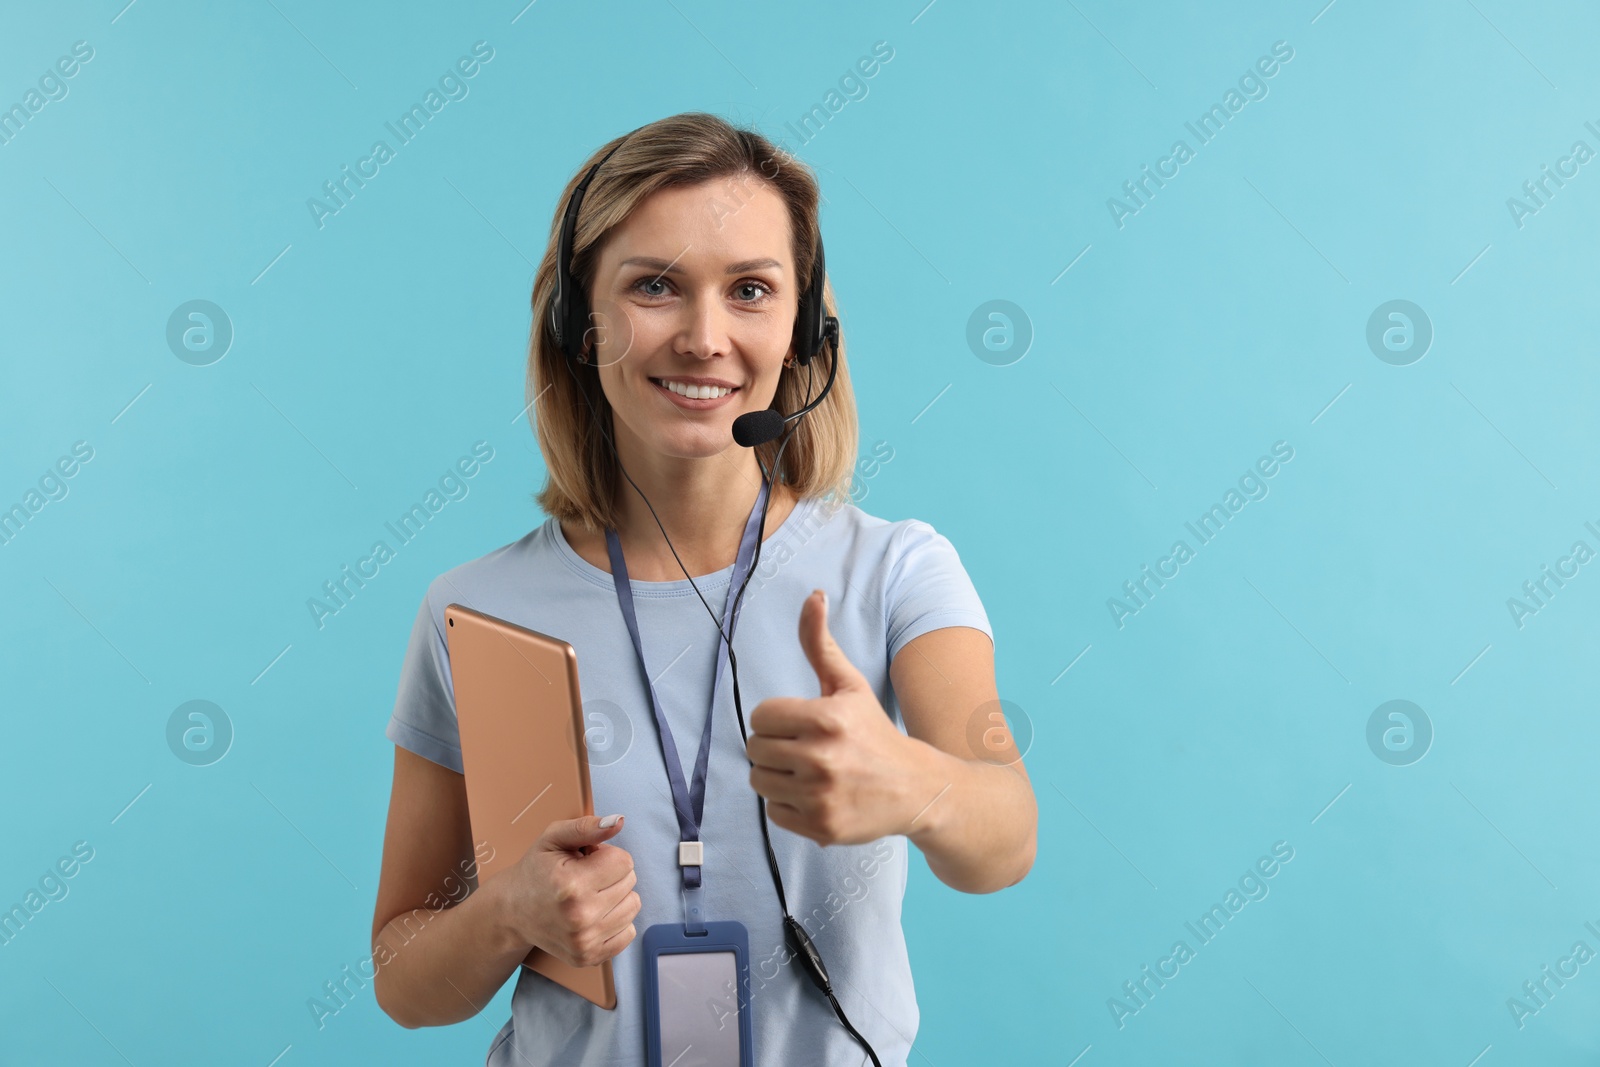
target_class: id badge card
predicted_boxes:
[642,920,754,1067]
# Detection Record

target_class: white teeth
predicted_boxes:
[659,380,732,400]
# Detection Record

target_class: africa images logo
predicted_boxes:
[305,41,494,229]
[1108,841,1295,1029]
[1106,41,1295,230]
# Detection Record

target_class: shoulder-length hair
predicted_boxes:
[526,112,859,534]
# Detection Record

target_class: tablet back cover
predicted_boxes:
[444,602,617,1010]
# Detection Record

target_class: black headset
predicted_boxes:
[546,128,880,1067]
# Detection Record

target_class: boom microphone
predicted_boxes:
[732,409,785,448]
[730,324,839,448]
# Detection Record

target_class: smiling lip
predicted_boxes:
[652,375,739,388]
[650,376,741,410]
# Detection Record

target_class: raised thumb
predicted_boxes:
[799,588,865,697]
[540,813,624,853]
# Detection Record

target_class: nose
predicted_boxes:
[677,288,733,360]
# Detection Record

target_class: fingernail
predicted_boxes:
[599,814,622,828]
[816,588,827,611]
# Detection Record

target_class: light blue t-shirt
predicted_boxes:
[386,490,993,1067]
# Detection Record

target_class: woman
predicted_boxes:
[371,112,1037,1066]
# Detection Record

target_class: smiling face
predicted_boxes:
[583,176,799,462]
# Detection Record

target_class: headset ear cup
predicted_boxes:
[549,276,568,357]
[567,291,589,363]
[795,237,827,366]
[792,293,813,367]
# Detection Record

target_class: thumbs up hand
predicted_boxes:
[746,589,927,846]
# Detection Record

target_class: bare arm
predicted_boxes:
[370,746,530,1027]
[370,746,641,1029]
[891,626,1037,894]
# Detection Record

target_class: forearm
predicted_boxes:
[902,741,1037,894]
[372,876,530,1028]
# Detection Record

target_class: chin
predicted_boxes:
[648,423,742,456]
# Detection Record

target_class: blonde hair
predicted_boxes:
[526,112,859,534]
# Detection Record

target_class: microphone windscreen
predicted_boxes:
[732,409,784,448]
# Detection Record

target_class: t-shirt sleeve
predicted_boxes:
[385,579,465,774]
[883,519,993,664]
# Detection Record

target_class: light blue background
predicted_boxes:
[3,0,1598,1063]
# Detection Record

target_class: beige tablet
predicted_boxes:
[444,602,617,1011]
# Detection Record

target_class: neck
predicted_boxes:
[604,426,792,582]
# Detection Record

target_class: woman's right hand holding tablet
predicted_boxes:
[494,814,640,969]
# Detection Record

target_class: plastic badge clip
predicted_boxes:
[682,884,707,937]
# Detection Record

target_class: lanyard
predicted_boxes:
[604,475,769,933]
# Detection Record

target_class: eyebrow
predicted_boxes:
[619,256,784,275]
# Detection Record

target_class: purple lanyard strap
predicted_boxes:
[604,475,769,931]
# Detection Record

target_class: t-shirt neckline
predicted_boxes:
[551,493,818,595]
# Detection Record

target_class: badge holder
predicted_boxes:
[642,848,754,1067]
